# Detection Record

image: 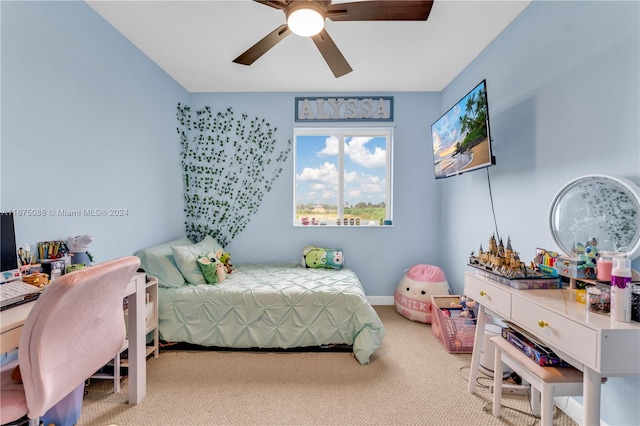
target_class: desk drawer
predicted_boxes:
[0,326,22,353]
[464,274,511,318]
[512,294,597,368]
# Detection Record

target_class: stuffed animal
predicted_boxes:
[451,295,476,318]
[219,252,235,274]
[215,260,227,283]
[324,249,343,269]
[67,234,94,266]
[394,264,450,323]
[213,250,234,275]
[584,238,598,269]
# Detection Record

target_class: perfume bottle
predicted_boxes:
[610,257,632,322]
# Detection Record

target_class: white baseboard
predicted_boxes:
[368,296,394,305]
[554,397,608,426]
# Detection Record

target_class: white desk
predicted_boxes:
[0,272,147,405]
[464,271,640,426]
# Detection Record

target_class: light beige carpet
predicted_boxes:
[79,306,577,425]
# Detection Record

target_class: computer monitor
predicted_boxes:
[1,213,21,284]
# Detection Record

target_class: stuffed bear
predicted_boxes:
[67,234,94,266]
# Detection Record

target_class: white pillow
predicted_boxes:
[171,235,223,285]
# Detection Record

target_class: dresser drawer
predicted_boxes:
[512,294,597,368]
[464,274,511,318]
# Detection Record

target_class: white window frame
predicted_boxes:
[293,126,394,227]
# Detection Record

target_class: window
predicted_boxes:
[294,127,393,226]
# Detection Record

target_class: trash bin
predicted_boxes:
[40,382,84,426]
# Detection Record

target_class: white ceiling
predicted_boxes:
[86,0,531,92]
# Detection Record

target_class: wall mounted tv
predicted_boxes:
[431,79,495,179]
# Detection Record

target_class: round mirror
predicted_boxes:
[548,174,640,260]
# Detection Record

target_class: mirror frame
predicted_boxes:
[548,174,640,260]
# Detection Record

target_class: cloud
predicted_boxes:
[344,170,357,183]
[317,136,386,168]
[297,135,387,203]
[321,190,335,200]
[317,135,339,156]
[297,162,338,185]
[348,188,361,198]
[345,173,385,202]
[345,137,386,168]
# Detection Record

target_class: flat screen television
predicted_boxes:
[431,79,495,179]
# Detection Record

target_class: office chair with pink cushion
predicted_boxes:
[0,256,141,425]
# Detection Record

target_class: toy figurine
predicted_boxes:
[585,238,598,269]
[67,234,94,267]
[451,295,476,318]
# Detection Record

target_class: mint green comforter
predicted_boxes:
[158,264,385,364]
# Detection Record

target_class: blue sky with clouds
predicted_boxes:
[295,134,387,207]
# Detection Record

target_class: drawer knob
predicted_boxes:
[479,290,487,296]
[538,320,548,328]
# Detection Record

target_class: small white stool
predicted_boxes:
[490,335,583,426]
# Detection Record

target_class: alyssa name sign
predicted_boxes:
[295,96,393,122]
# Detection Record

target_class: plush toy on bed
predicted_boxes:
[302,246,344,269]
[219,252,235,274]
[197,252,227,284]
[67,234,94,267]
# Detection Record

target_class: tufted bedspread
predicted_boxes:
[157,263,385,364]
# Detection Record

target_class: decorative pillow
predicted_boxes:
[197,253,222,284]
[171,235,224,285]
[134,237,193,288]
[302,245,344,269]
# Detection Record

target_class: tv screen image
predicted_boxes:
[431,80,494,179]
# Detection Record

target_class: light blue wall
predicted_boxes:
[437,2,639,425]
[1,1,188,259]
[2,2,442,297]
[438,0,640,293]
[189,92,442,296]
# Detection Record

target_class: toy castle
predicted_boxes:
[469,234,544,279]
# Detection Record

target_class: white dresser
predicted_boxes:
[464,271,640,425]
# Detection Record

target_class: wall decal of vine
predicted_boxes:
[177,104,291,247]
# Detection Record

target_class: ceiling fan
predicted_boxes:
[233,0,434,78]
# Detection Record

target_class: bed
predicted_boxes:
[135,237,385,365]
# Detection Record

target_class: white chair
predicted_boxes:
[490,335,583,426]
[0,256,140,426]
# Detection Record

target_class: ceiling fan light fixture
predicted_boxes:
[287,4,324,37]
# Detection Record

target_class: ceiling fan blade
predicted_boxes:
[253,0,288,11]
[233,24,291,66]
[311,29,353,78]
[326,0,433,21]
